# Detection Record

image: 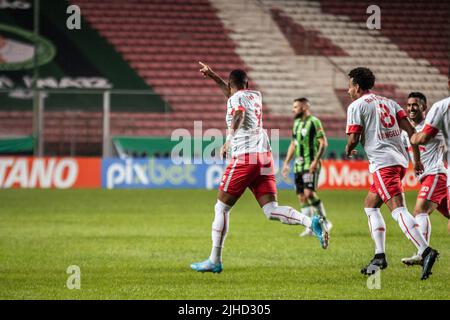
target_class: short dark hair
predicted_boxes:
[348,67,375,90]
[408,92,427,105]
[293,97,310,104]
[229,69,248,89]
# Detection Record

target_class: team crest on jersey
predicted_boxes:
[301,128,308,137]
[295,157,304,165]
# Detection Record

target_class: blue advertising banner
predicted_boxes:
[101,158,293,190]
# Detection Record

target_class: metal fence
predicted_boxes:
[0,89,173,157]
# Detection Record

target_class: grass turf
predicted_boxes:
[0,189,449,299]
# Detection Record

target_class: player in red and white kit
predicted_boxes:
[345,67,438,280]
[411,69,450,227]
[190,62,329,273]
[400,92,449,266]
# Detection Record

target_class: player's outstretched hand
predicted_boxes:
[199,61,214,78]
[309,160,318,174]
[346,149,358,158]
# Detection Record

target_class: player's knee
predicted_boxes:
[304,189,315,200]
[215,200,231,213]
[364,192,383,208]
[297,193,307,204]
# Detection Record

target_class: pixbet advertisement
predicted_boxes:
[0,157,422,190]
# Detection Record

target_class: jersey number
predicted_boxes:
[378,104,396,128]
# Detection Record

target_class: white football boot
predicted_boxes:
[324,219,333,232]
[401,253,423,266]
[299,227,314,237]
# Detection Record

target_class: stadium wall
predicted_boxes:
[0,157,422,191]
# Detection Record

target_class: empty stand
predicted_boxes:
[320,0,450,76]
[77,0,258,137]
[271,7,348,57]
[264,0,449,110]
[210,0,347,137]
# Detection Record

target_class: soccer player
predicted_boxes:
[411,68,450,231]
[282,98,332,237]
[345,67,439,280]
[190,62,329,273]
[400,92,449,266]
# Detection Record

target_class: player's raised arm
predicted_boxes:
[198,61,231,98]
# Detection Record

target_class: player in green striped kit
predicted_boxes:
[282,98,333,236]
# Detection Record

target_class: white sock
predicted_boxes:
[391,207,428,255]
[209,200,231,264]
[262,202,312,228]
[415,213,431,246]
[301,205,313,218]
[364,208,386,254]
[301,205,313,230]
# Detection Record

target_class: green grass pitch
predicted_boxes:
[0,189,449,299]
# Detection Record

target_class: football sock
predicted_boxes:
[262,202,312,228]
[415,213,431,245]
[300,204,313,218]
[300,203,314,221]
[364,208,386,254]
[391,207,428,255]
[209,200,231,264]
[311,196,327,218]
[300,204,313,230]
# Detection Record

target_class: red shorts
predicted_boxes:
[369,165,407,203]
[219,152,277,200]
[417,173,449,218]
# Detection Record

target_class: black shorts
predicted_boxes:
[295,170,320,194]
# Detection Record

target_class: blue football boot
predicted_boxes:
[311,215,329,249]
[190,259,223,273]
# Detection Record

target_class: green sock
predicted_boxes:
[310,196,327,218]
